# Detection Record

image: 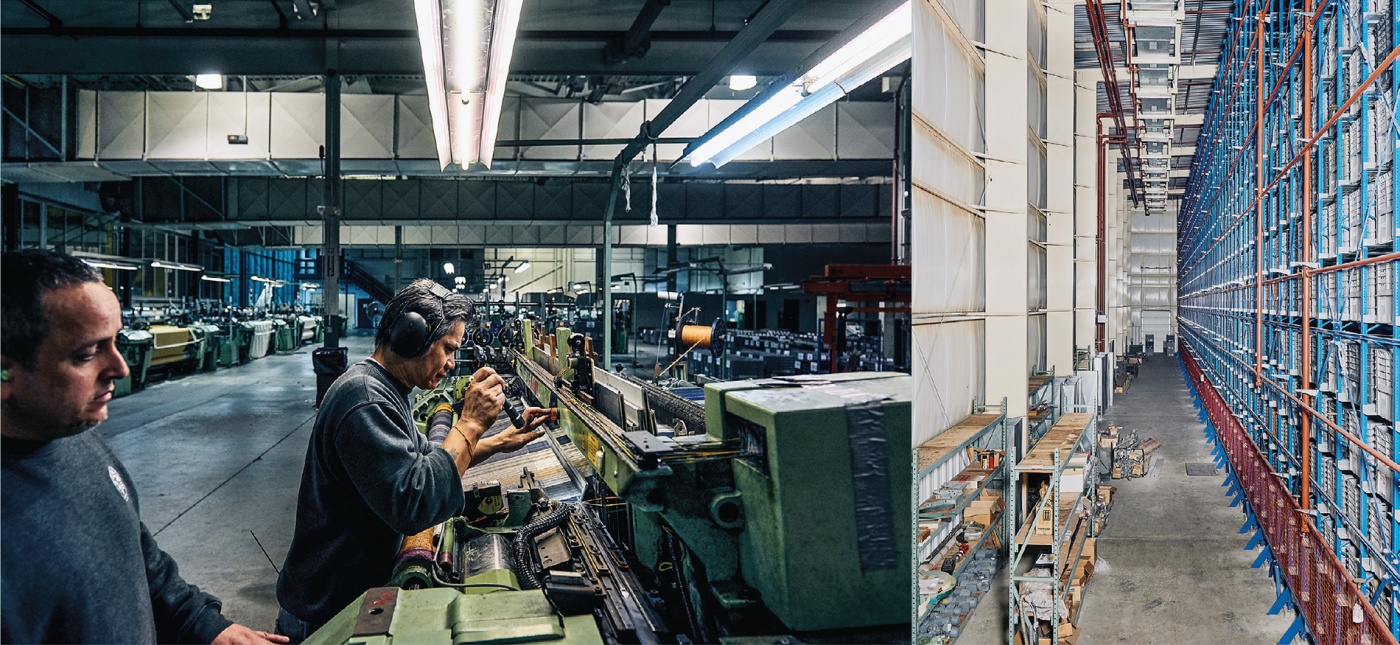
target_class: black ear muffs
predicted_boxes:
[387,282,455,359]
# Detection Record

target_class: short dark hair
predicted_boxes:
[374,278,474,352]
[2,249,105,368]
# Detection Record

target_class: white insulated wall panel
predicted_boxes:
[145,93,207,159]
[97,92,146,159]
[772,103,836,160]
[912,190,984,313]
[518,99,580,161]
[269,93,325,158]
[913,320,986,446]
[582,101,645,160]
[837,101,895,159]
[340,95,395,159]
[208,92,272,159]
[397,96,438,160]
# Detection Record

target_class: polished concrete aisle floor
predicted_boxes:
[958,355,1296,644]
[101,335,377,631]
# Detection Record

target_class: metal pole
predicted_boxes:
[322,71,342,348]
[602,161,622,370]
[394,225,403,293]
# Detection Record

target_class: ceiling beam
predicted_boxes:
[0,29,840,76]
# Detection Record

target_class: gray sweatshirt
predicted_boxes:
[276,359,463,626]
[2,432,234,644]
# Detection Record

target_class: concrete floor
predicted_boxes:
[101,335,376,631]
[956,355,1296,645]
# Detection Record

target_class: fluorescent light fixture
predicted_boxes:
[84,259,140,271]
[201,275,232,283]
[250,275,289,286]
[150,260,204,272]
[443,261,456,275]
[414,0,524,170]
[301,282,320,289]
[687,1,911,168]
[657,291,682,301]
[514,260,531,273]
[729,74,757,91]
[195,74,223,90]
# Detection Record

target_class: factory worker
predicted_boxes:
[274,279,550,642]
[0,249,286,645]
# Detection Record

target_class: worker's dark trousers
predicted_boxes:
[274,607,321,645]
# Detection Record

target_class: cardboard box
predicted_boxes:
[1081,536,1097,563]
[1060,452,1090,493]
[1096,485,1116,506]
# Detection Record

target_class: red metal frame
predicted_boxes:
[1181,346,1397,645]
[802,264,910,373]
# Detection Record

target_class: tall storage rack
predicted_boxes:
[913,399,1010,644]
[1005,411,1097,645]
[1176,0,1400,640]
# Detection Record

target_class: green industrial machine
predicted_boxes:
[514,321,911,636]
[273,318,296,352]
[186,322,221,372]
[114,322,217,395]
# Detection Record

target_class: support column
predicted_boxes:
[321,71,342,348]
[983,0,1031,420]
[393,225,403,293]
[1045,2,1075,374]
[1073,71,1100,351]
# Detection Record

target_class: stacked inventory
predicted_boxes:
[1176,0,1399,634]
[913,400,1010,644]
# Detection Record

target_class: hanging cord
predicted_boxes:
[650,140,660,226]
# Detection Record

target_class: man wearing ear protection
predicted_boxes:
[1,249,287,645]
[273,278,552,642]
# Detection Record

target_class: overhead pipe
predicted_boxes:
[1085,0,1145,205]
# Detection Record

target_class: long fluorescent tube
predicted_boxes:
[84,259,140,271]
[414,0,524,170]
[514,260,531,273]
[195,74,223,90]
[686,1,911,168]
[201,275,232,283]
[151,260,204,272]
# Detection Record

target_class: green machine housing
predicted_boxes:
[519,322,910,633]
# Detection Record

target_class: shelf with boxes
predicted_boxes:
[1007,410,1098,645]
[913,398,1010,644]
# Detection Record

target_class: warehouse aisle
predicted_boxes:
[1074,355,1295,644]
[957,356,1296,644]
[103,336,377,631]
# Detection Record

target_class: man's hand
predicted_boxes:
[456,366,505,442]
[211,624,289,645]
[477,407,552,460]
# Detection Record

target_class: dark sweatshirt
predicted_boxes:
[276,359,463,626]
[1,432,234,644]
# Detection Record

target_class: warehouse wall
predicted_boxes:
[911,0,987,446]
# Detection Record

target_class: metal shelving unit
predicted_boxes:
[1175,0,1399,640]
[913,398,1010,644]
[1028,367,1058,441]
[1005,410,1096,645]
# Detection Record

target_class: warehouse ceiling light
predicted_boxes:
[686,1,911,168]
[151,260,204,272]
[443,261,455,275]
[84,259,140,271]
[200,275,232,283]
[194,74,223,90]
[728,75,757,91]
[514,260,531,273]
[414,0,524,170]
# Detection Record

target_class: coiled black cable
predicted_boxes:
[512,503,574,589]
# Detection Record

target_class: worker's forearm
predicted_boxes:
[440,421,482,474]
